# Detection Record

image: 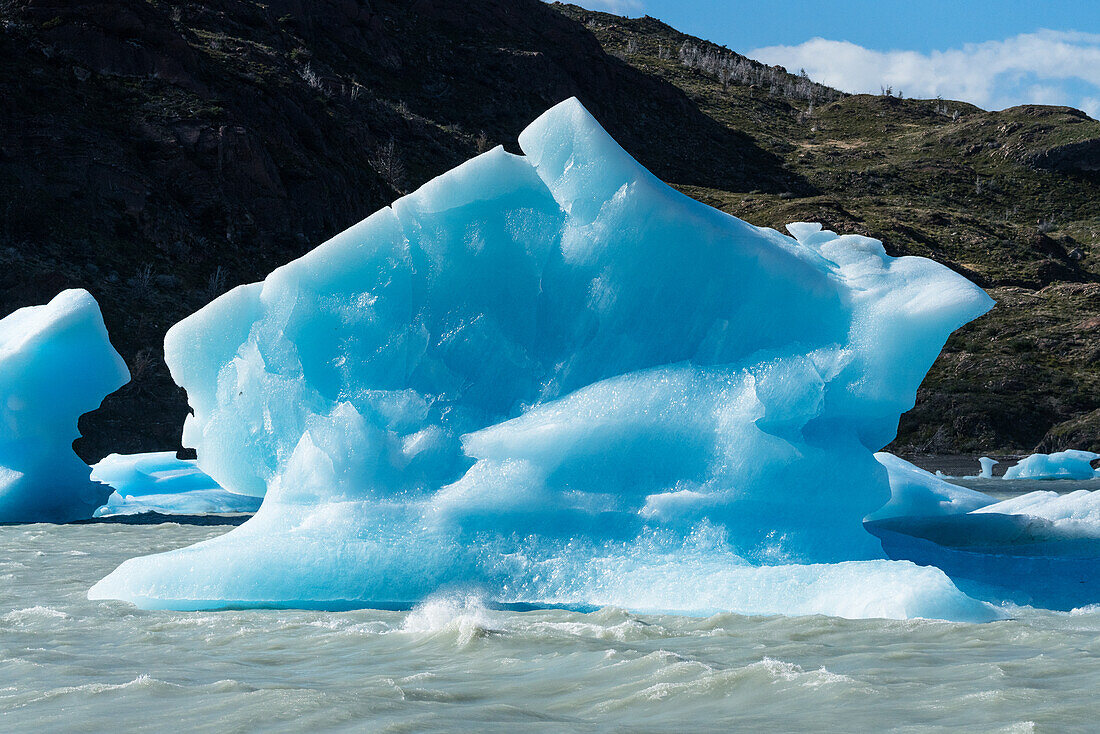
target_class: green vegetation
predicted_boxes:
[556,4,1100,454]
[0,0,1096,456]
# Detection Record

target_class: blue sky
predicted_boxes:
[568,0,1100,117]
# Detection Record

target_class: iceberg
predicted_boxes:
[974,489,1100,527]
[91,452,261,517]
[90,99,998,620]
[867,454,1100,610]
[1002,450,1100,480]
[976,456,998,479]
[867,452,995,522]
[0,289,129,522]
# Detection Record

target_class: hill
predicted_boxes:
[554,5,1100,454]
[1,0,1097,458]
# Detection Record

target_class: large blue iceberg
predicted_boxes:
[0,289,129,522]
[90,99,999,620]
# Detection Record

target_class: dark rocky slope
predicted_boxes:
[1,0,1097,457]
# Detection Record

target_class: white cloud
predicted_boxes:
[751,30,1100,116]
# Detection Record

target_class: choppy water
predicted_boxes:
[3,522,1100,732]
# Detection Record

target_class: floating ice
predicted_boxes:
[977,456,998,479]
[1003,450,1100,480]
[974,489,1100,531]
[867,452,995,522]
[0,290,129,523]
[91,452,261,517]
[91,99,997,620]
[867,454,1100,610]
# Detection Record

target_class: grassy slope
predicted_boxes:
[555,4,1100,453]
[0,0,1096,456]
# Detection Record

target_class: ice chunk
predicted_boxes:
[91,452,261,517]
[89,513,999,621]
[977,456,998,479]
[0,290,129,522]
[868,457,1100,610]
[870,516,1100,610]
[866,453,995,521]
[1002,450,1100,480]
[91,99,995,620]
[974,489,1100,531]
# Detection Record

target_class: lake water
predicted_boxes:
[3,520,1099,732]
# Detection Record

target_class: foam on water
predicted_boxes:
[7,523,1100,730]
[398,595,497,646]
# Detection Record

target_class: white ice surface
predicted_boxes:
[867,453,995,521]
[1003,450,1100,481]
[974,489,1100,537]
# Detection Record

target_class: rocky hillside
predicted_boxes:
[556,6,1100,455]
[1,0,1097,458]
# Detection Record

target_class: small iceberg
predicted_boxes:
[868,453,1100,610]
[1003,450,1100,481]
[977,456,998,479]
[974,489,1100,531]
[868,453,996,522]
[0,290,129,522]
[91,452,261,517]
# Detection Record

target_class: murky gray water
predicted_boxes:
[3,522,1099,732]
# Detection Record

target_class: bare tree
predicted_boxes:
[370,139,407,193]
[204,266,226,301]
[678,41,841,103]
[128,264,155,299]
[298,63,325,94]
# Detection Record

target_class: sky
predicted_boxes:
[568,0,1100,118]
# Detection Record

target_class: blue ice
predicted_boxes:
[90,99,1000,621]
[869,453,1100,609]
[92,452,261,517]
[1003,450,1099,480]
[977,456,998,479]
[0,290,129,522]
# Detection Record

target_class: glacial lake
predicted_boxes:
[3,515,1099,732]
